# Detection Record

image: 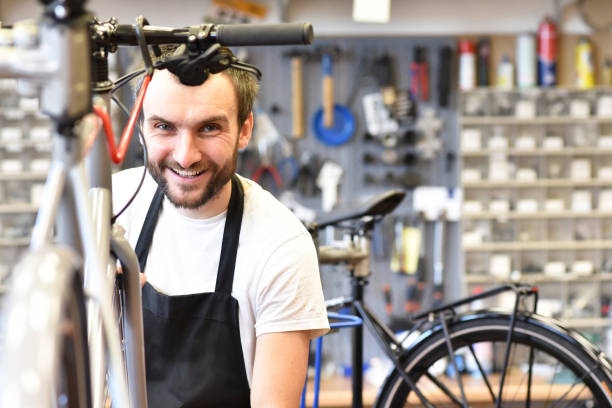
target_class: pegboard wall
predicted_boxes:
[238,36,463,369]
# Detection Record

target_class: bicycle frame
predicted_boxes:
[0,8,147,408]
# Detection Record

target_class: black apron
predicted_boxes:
[135,175,251,408]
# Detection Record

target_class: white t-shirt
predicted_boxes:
[112,167,329,384]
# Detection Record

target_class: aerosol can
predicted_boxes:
[576,38,595,89]
[538,17,557,87]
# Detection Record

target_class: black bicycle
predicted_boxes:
[307,189,612,407]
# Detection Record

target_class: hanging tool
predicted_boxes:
[312,49,355,146]
[410,46,429,102]
[295,152,320,197]
[405,218,426,314]
[252,163,282,193]
[284,49,310,139]
[251,105,283,193]
[291,53,305,138]
[390,217,404,273]
[373,53,397,108]
[431,216,445,308]
[316,160,343,212]
[383,284,393,316]
[437,46,452,108]
[415,107,443,160]
[394,88,417,124]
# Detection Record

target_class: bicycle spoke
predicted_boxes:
[439,315,468,408]
[526,342,535,407]
[421,371,464,407]
[467,343,496,403]
[549,361,602,408]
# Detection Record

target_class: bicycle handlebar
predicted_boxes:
[110,23,314,47]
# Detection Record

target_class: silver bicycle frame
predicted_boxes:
[0,13,147,408]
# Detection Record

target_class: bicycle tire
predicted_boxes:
[375,310,612,407]
[0,248,92,407]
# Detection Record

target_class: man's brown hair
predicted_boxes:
[136,45,259,126]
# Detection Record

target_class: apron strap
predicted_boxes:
[215,174,244,294]
[135,185,165,272]
[134,174,245,295]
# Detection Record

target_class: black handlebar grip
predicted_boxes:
[214,23,313,46]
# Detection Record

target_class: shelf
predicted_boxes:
[463,210,612,220]
[0,172,46,181]
[461,86,612,93]
[463,240,612,252]
[0,204,38,214]
[465,273,612,284]
[0,238,30,247]
[461,147,612,157]
[460,116,612,125]
[462,178,612,188]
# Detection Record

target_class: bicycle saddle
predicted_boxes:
[313,189,406,230]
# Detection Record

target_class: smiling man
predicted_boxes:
[112,50,329,407]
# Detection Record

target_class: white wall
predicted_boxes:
[0,0,594,36]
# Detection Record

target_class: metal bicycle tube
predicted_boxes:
[353,301,435,408]
[84,93,113,408]
[351,274,364,408]
[87,185,114,408]
[494,290,522,408]
[439,314,468,407]
[70,164,131,408]
[30,159,68,250]
[55,133,84,255]
[111,226,148,408]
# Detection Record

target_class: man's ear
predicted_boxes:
[238,111,253,150]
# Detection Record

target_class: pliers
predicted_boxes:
[410,46,429,102]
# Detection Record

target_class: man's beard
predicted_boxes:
[148,148,237,210]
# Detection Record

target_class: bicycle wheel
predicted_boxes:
[0,248,91,407]
[376,310,612,407]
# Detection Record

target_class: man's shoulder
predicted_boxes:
[240,177,309,239]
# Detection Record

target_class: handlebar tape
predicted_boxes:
[214,23,313,46]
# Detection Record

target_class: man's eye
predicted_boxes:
[201,124,220,133]
[155,123,172,131]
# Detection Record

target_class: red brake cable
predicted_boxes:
[92,74,151,164]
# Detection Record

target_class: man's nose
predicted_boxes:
[173,132,202,168]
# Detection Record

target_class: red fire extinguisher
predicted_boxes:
[538,17,557,87]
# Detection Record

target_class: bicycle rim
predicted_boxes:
[0,249,91,407]
[375,312,612,407]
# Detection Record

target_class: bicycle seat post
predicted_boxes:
[346,226,372,408]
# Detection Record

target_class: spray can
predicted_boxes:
[537,17,557,87]
[459,39,476,91]
[576,38,595,89]
[516,33,536,88]
[477,38,490,86]
[497,55,514,90]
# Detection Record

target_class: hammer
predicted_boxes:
[284,49,311,139]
